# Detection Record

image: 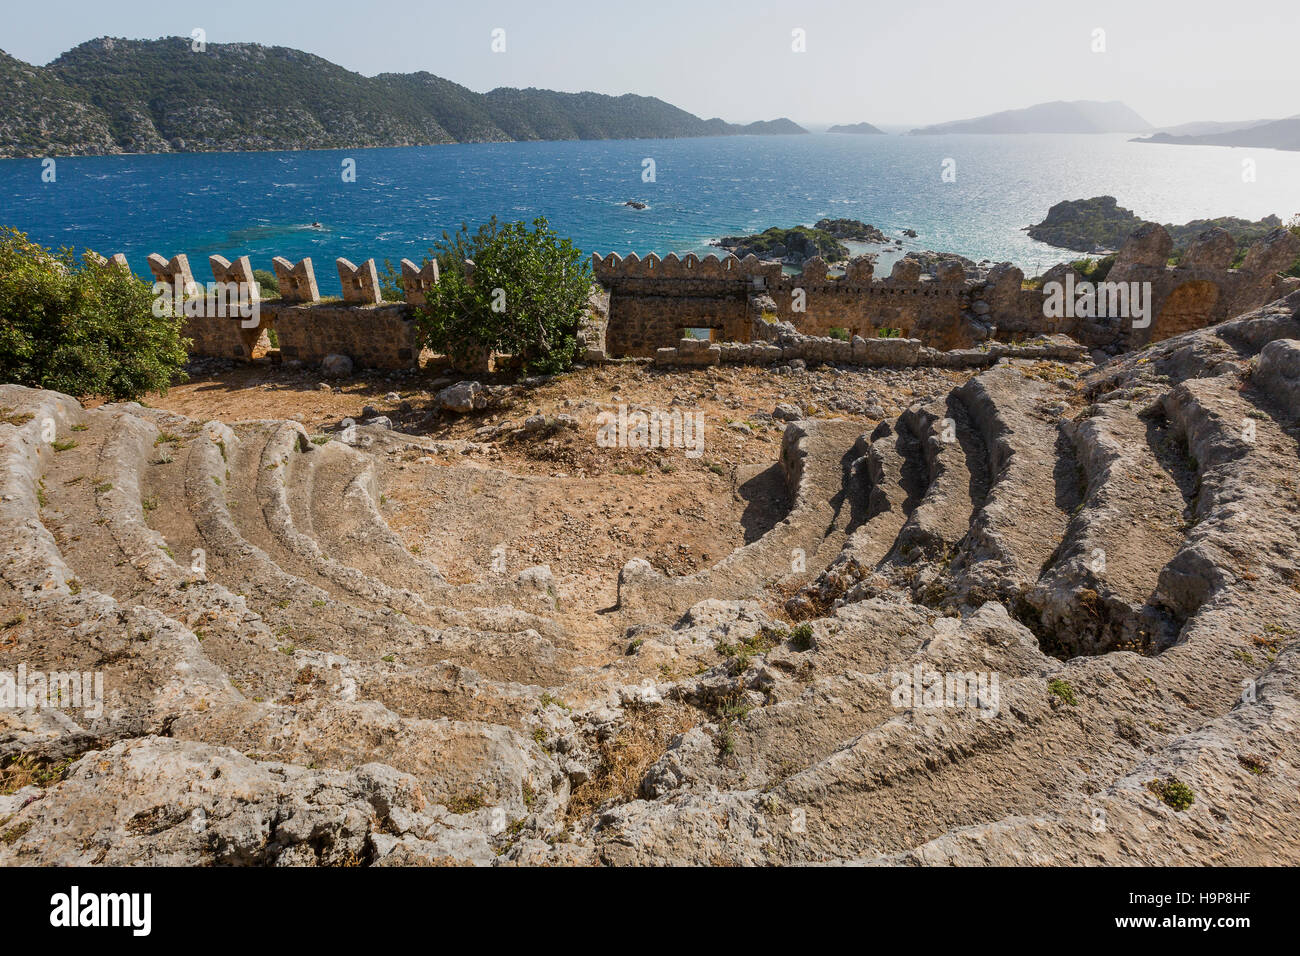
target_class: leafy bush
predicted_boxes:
[0,227,188,400]
[1067,254,1116,282]
[827,326,850,341]
[413,216,591,375]
[252,268,279,299]
[377,259,406,302]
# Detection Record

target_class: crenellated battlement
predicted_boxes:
[400,258,440,307]
[209,254,260,304]
[590,224,1299,354]
[593,249,981,294]
[91,222,1299,371]
[268,257,315,303]
[147,252,198,295]
[591,251,780,283]
[336,257,384,305]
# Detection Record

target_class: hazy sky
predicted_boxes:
[4,0,1296,128]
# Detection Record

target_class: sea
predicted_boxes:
[2,132,1298,296]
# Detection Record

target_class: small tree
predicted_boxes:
[414,217,592,375]
[0,227,188,400]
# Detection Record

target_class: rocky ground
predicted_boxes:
[3,292,1299,866]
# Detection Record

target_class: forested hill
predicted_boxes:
[0,37,807,157]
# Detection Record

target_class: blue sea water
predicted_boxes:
[2,133,1298,296]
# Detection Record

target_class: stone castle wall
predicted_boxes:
[123,223,1298,371]
[592,225,1298,357]
[267,302,419,369]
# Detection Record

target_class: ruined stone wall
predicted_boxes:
[652,331,1089,369]
[266,303,420,370]
[604,295,751,354]
[1106,224,1299,347]
[766,283,971,345]
[145,253,422,369]
[179,311,269,360]
[129,224,1300,370]
[593,252,771,354]
[594,224,1298,357]
[595,251,992,355]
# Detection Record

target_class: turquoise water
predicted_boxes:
[2,133,1298,295]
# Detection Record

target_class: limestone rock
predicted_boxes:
[436,380,483,413]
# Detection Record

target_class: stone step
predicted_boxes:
[0,386,244,742]
[1155,374,1300,663]
[785,420,918,614]
[876,396,991,603]
[176,417,568,686]
[296,436,449,595]
[615,418,867,620]
[299,430,568,623]
[1029,399,1192,655]
[951,362,1079,600]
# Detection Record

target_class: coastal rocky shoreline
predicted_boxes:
[1027,196,1294,263]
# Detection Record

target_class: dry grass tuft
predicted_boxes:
[0,753,74,795]
[567,702,697,821]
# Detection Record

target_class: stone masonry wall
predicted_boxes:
[591,226,1299,357]
[266,302,420,370]
[138,224,1300,371]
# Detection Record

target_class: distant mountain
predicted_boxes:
[1149,118,1279,137]
[1132,116,1300,152]
[910,100,1152,135]
[827,122,885,135]
[0,37,807,157]
[0,49,118,155]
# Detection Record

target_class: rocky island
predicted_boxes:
[716,224,851,264]
[827,122,885,135]
[813,218,890,243]
[716,219,893,264]
[910,99,1152,135]
[1131,117,1300,152]
[1028,196,1298,271]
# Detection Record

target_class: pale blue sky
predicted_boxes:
[3,0,1295,127]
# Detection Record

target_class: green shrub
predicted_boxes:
[789,622,814,651]
[0,227,188,400]
[252,268,279,299]
[1147,776,1194,811]
[378,259,406,302]
[828,326,850,341]
[1047,677,1078,706]
[412,216,592,376]
[1068,254,1116,282]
